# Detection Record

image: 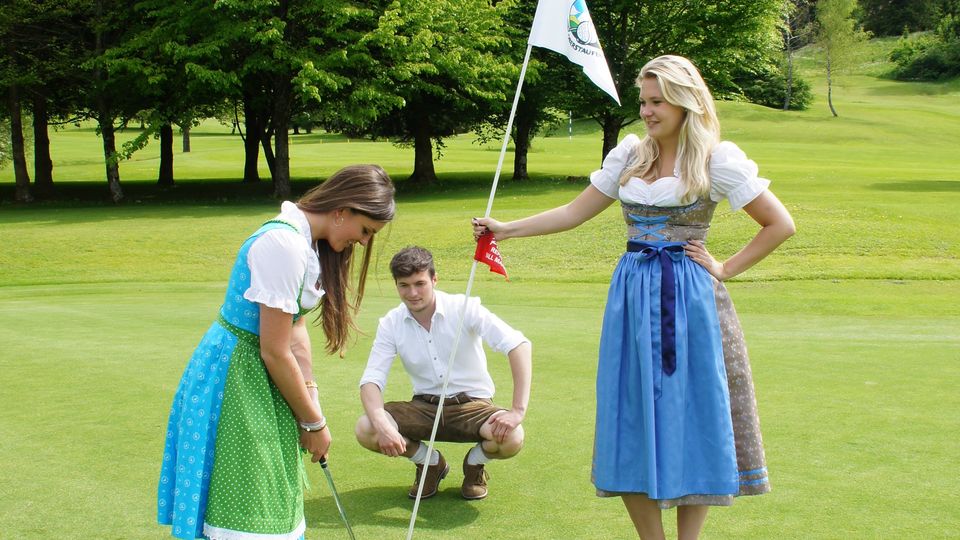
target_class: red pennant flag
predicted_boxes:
[473,232,508,280]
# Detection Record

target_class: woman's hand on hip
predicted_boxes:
[684,240,728,281]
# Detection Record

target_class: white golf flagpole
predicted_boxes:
[405,43,534,540]
[484,43,535,218]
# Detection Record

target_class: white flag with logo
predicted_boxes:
[528,0,621,105]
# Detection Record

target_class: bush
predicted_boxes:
[736,63,814,111]
[892,41,960,79]
[890,19,960,80]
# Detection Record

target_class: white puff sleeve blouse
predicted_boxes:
[243,202,324,314]
[589,135,770,210]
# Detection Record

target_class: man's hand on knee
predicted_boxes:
[377,423,408,457]
[485,409,524,444]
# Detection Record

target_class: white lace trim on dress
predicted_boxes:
[203,518,305,540]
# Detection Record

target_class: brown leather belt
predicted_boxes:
[413,393,473,406]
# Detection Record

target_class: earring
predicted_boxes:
[334,213,344,227]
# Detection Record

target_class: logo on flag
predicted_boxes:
[473,232,508,280]
[529,0,620,105]
[568,0,599,50]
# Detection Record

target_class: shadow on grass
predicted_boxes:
[0,178,280,209]
[868,180,960,192]
[865,78,960,96]
[0,172,589,213]
[304,485,480,532]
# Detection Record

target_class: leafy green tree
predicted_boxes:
[67,0,150,202]
[889,0,960,80]
[146,0,384,197]
[858,0,947,36]
[103,1,232,186]
[354,0,517,185]
[0,1,84,199]
[815,0,870,117]
[1,0,87,202]
[476,49,582,180]
[782,0,815,110]
[554,0,783,163]
[508,61,568,181]
[0,0,86,201]
[483,4,569,181]
[31,4,90,197]
[0,0,35,202]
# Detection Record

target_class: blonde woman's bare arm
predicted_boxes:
[473,185,616,241]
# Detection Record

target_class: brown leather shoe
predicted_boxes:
[408,452,449,499]
[461,453,490,500]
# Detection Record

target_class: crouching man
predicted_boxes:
[355,246,532,500]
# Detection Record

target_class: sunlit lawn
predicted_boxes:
[1,38,958,538]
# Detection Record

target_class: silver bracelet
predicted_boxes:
[299,417,327,432]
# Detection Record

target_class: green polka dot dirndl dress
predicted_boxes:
[158,220,310,540]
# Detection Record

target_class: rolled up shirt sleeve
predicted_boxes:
[467,297,529,355]
[359,316,398,391]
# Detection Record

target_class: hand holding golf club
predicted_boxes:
[300,424,332,463]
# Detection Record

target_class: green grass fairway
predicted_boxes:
[0,280,957,539]
[1,38,959,538]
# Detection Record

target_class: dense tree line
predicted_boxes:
[888,0,960,80]
[3,0,822,203]
[856,0,953,36]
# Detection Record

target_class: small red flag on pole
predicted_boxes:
[473,232,508,280]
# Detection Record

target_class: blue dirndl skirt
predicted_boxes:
[592,241,738,501]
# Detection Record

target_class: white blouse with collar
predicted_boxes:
[243,201,325,314]
[590,134,771,210]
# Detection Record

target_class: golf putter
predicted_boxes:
[319,457,357,540]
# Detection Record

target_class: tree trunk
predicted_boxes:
[271,81,292,200]
[158,123,174,186]
[512,118,531,181]
[94,0,122,202]
[260,128,276,178]
[600,113,623,165]
[8,85,33,203]
[408,116,437,185]
[826,52,838,117]
[98,107,123,202]
[32,95,54,196]
[181,123,191,153]
[783,48,794,111]
[242,100,261,183]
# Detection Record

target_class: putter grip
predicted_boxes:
[319,456,328,468]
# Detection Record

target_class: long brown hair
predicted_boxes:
[297,165,396,355]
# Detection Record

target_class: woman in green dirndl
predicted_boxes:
[158,165,396,540]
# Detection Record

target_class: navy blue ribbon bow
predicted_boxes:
[627,241,686,376]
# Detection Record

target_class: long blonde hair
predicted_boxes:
[620,55,720,203]
[297,164,396,355]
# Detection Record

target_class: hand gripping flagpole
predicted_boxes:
[405,43,534,540]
